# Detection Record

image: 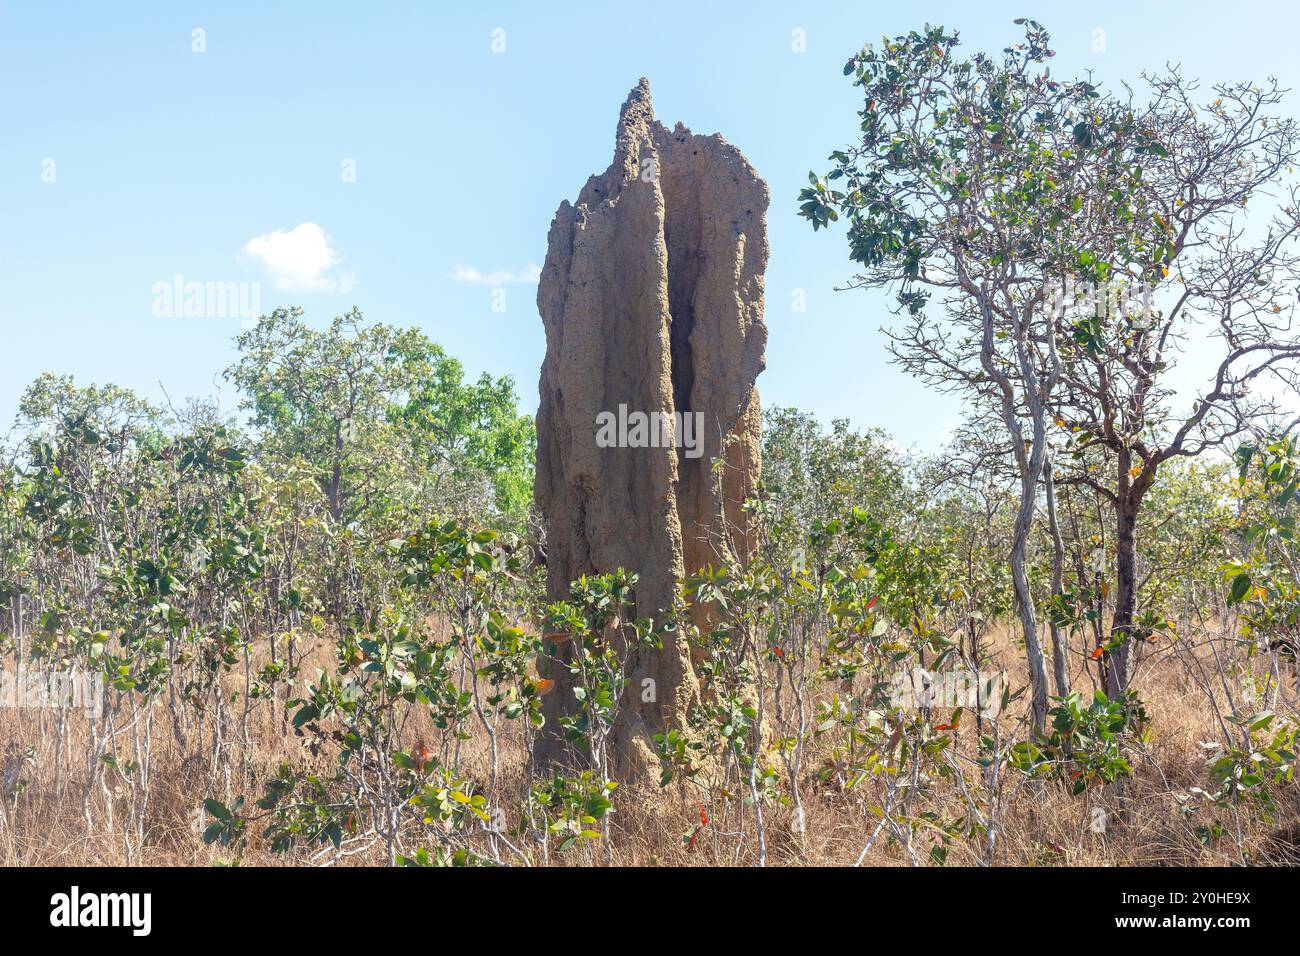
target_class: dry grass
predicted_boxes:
[2,621,1297,867]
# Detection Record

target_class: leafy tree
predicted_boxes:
[802,18,1300,709]
[799,19,1154,724]
[1230,436,1300,690]
[1043,68,1300,696]
[226,308,428,525]
[226,307,533,529]
[759,406,909,568]
[14,373,166,453]
[397,353,535,526]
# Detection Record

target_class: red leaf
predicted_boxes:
[1090,646,1105,661]
[698,802,709,827]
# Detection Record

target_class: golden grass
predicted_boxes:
[2,622,1296,867]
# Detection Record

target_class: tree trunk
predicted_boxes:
[1043,460,1070,697]
[326,419,345,523]
[1103,494,1139,699]
[1011,471,1051,731]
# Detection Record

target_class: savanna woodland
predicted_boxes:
[4,21,1300,867]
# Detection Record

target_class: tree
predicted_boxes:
[397,353,535,527]
[1230,436,1300,693]
[800,20,1157,725]
[759,406,909,566]
[226,307,533,529]
[1044,69,1300,696]
[226,308,427,525]
[802,18,1300,710]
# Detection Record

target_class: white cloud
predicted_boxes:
[449,262,542,286]
[243,222,355,295]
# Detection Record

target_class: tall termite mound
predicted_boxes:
[534,79,768,778]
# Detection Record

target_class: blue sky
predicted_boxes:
[2,1,1296,450]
